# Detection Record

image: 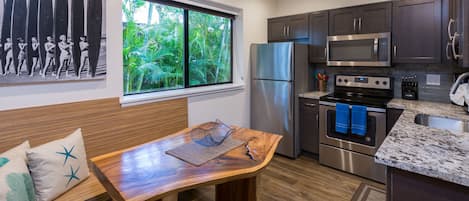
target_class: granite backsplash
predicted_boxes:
[309,63,469,103]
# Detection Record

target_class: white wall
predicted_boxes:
[273,0,391,17]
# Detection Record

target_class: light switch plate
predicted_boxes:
[426,74,441,86]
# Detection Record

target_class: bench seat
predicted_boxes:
[55,173,107,201]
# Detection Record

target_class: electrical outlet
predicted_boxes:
[426,74,440,86]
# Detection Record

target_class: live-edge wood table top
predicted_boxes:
[90,123,282,201]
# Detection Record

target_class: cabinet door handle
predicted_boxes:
[448,18,455,40]
[304,103,317,107]
[324,47,327,58]
[283,26,287,37]
[316,114,319,121]
[287,26,290,37]
[452,33,463,59]
[353,18,357,32]
[446,42,452,60]
[358,17,362,32]
[393,45,397,57]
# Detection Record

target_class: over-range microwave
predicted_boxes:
[327,32,391,67]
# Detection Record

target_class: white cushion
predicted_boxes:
[0,141,35,201]
[27,129,90,201]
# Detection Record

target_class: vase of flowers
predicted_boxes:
[316,72,328,92]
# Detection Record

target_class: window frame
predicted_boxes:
[123,0,235,96]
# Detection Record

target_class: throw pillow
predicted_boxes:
[27,128,90,201]
[0,141,35,201]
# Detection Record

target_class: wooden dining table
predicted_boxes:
[90,123,282,201]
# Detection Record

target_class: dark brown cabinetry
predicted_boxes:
[444,0,469,67]
[387,167,469,201]
[299,98,320,154]
[268,14,308,42]
[309,11,328,63]
[329,2,391,35]
[329,7,357,35]
[360,3,392,34]
[392,0,442,63]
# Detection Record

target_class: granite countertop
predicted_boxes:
[375,99,469,187]
[298,91,330,100]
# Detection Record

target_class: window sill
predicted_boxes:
[120,83,246,107]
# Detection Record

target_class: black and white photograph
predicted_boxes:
[0,0,106,85]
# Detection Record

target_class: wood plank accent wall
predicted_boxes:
[0,98,188,160]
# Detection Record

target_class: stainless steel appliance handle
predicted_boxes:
[304,103,317,107]
[446,42,452,60]
[319,101,386,113]
[448,18,455,40]
[353,18,357,32]
[452,33,463,59]
[373,38,379,56]
[358,17,362,32]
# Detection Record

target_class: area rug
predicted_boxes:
[351,183,386,201]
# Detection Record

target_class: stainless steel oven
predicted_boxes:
[318,75,393,183]
[327,32,391,67]
[319,104,387,183]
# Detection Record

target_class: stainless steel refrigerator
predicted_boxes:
[250,42,309,158]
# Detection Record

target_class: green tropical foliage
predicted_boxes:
[123,0,184,94]
[189,11,232,86]
[123,0,232,95]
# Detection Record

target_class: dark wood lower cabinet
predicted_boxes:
[387,167,469,201]
[299,98,320,154]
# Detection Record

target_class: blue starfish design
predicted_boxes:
[64,165,80,187]
[56,145,77,165]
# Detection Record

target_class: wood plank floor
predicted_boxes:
[180,155,385,201]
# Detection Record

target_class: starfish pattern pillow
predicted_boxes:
[27,128,89,201]
[0,141,35,201]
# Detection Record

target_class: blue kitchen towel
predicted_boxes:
[351,105,367,136]
[335,103,350,134]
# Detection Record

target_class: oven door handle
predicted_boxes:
[319,101,386,113]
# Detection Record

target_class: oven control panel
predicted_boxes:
[336,75,391,90]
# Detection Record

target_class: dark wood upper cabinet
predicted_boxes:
[329,2,391,36]
[309,11,328,63]
[268,19,287,42]
[359,3,392,34]
[268,14,308,42]
[329,7,357,35]
[444,0,469,67]
[288,15,309,39]
[392,0,442,64]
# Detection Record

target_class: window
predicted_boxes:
[123,0,233,96]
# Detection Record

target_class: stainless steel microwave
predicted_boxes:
[327,32,391,67]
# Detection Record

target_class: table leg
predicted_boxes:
[155,193,178,201]
[215,176,257,201]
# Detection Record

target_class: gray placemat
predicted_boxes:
[166,137,245,166]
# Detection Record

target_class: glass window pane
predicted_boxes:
[189,11,232,86]
[123,0,184,95]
